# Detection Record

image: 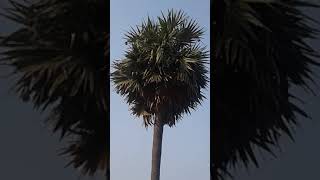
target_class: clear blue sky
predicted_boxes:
[110,0,210,180]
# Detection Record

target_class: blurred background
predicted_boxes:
[0,1,103,179]
[229,8,320,180]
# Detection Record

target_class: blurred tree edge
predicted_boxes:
[212,0,319,180]
[0,0,110,178]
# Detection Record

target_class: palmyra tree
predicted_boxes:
[112,10,209,180]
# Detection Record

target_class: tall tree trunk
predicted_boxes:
[151,120,164,180]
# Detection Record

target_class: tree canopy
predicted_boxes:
[112,9,209,127]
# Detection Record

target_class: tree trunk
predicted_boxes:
[151,120,164,180]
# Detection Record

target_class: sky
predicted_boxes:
[110,0,210,180]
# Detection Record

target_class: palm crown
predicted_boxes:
[112,10,209,127]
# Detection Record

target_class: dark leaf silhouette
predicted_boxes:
[0,0,109,176]
[212,0,319,179]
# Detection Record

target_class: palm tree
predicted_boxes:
[0,0,109,178]
[111,10,209,180]
[212,0,319,179]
